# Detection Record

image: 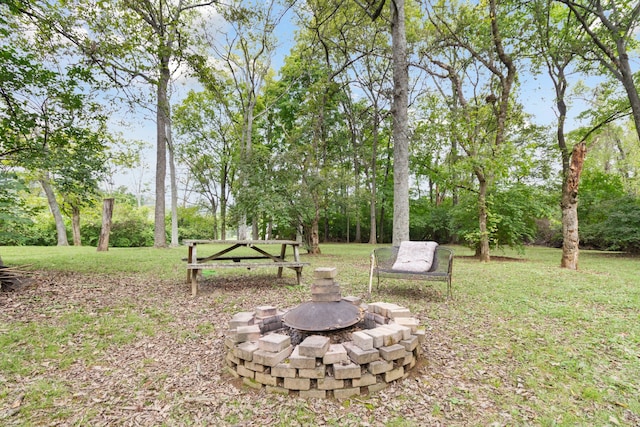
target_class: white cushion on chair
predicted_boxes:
[391,241,438,273]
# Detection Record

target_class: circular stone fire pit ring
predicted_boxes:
[223,299,424,399]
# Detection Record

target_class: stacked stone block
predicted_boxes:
[310,267,341,302]
[224,299,426,399]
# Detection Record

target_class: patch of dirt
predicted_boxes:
[1,269,612,426]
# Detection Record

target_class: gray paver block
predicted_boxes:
[333,362,362,380]
[299,335,331,358]
[258,333,291,352]
[289,346,317,369]
[323,344,349,365]
[314,267,337,279]
[235,341,258,361]
[379,344,406,361]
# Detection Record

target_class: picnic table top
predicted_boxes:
[184,239,301,246]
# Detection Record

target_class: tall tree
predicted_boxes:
[1,5,108,246]
[389,0,410,246]
[423,0,520,261]
[174,88,237,240]
[201,0,289,240]
[555,0,640,141]
[528,0,587,269]
[15,0,218,247]
[360,0,411,245]
[348,2,393,244]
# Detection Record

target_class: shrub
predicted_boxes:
[410,199,454,243]
[177,206,217,241]
[451,184,551,253]
[581,195,640,252]
[81,202,154,247]
[0,173,36,245]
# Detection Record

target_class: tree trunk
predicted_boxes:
[39,175,68,246]
[167,118,179,247]
[310,207,322,255]
[154,59,170,248]
[211,200,218,240]
[221,166,228,240]
[379,135,393,244]
[561,142,587,269]
[238,221,248,240]
[369,112,379,244]
[391,0,410,246]
[616,44,640,144]
[252,218,259,240]
[97,198,114,252]
[477,177,490,262]
[71,205,81,246]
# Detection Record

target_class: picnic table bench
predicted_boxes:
[184,239,309,296]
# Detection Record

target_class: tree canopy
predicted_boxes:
[3,0,640,261]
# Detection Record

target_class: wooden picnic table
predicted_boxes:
[184,239,309,296]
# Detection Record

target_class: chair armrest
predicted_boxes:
[372,247,399,270]
[430,247,453,274]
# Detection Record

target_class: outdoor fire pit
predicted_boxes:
[223,267,424,399]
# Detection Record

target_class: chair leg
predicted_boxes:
[368,258,374,297]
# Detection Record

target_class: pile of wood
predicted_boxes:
[0,262,32,292]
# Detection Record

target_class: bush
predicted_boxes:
[451,184,551,253]
[0,173,36,245]
[177,206,217,241]
[81,203,154,247]
[410,199,454,243]
[581,195,640,252]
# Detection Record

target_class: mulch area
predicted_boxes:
[1,270,516,426]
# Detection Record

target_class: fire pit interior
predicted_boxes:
[223,267,425,399]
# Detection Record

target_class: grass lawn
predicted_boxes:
[0,243,639,425]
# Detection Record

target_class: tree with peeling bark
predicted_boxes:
[526,0,639,269]
[527,0,588,269]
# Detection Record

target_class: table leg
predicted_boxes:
[186,245,195,283]
[191,269,199,297]
[293,245,302,284]
[277,244,287,278]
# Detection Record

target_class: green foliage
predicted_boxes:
[0,172,35,245]
[585,196,640,252]
[409,199,454,243]
[579,171,640,252]
[177,206,216,240]
[451,184,552,252]
[577,151,640,252]
[21,211,62,246]
[81,202,154,248]
[578,169,625,224]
